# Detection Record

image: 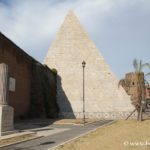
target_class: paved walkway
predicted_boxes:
[1,120,113,150]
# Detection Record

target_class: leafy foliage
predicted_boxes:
[133,58,150,73]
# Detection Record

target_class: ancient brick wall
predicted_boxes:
[145,85,150,100]
[29,64,58,118]
[123,72,145,107]
[0,33,33,118]
[0,33,58,119]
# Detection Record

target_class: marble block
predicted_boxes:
[0,105,14,136]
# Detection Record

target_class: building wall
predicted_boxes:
[146,85,150,100]
[121,72,149,111]
[123,72,145,107]
[29,64,58,118]
[0,33,59,119]
[0,33,33,118]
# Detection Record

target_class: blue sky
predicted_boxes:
[0,0,150,80]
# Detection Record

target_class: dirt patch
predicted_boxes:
[54,120,150,150]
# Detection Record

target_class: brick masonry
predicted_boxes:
[44,10,135,119]
[0,32,58,119]
[0,34,33,118]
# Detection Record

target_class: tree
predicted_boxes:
[133,59,150,73]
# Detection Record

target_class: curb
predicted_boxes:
[49,120,117,150]
[53,120,99,126]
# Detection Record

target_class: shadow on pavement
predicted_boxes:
[40,141,55,145]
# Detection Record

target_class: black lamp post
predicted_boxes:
[82,61,86,125]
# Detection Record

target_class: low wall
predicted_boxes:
[0,33,59,119]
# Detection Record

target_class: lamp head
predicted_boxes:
[82,61,86,68]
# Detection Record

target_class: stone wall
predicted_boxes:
[0,33,58,119]
[122,72,145,107]
[29,64,58,118]
[0,33,33,118]
[145,84,150,100]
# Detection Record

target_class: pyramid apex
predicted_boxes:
[66,9,77,17]
[67,9,75,14]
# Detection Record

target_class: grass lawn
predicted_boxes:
[55,120,150,150]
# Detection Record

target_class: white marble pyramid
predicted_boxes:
[44,10,135,119]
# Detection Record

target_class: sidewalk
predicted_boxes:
[0,131,38,148]
[0,119,113,150]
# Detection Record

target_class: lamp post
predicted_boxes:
[82,61,86,125]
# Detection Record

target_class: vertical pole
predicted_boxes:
[83,66,85,125]
[139,79,145,121]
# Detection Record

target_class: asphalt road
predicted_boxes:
[0,120,113,150]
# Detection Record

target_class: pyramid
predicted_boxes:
[44,10,135,119]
